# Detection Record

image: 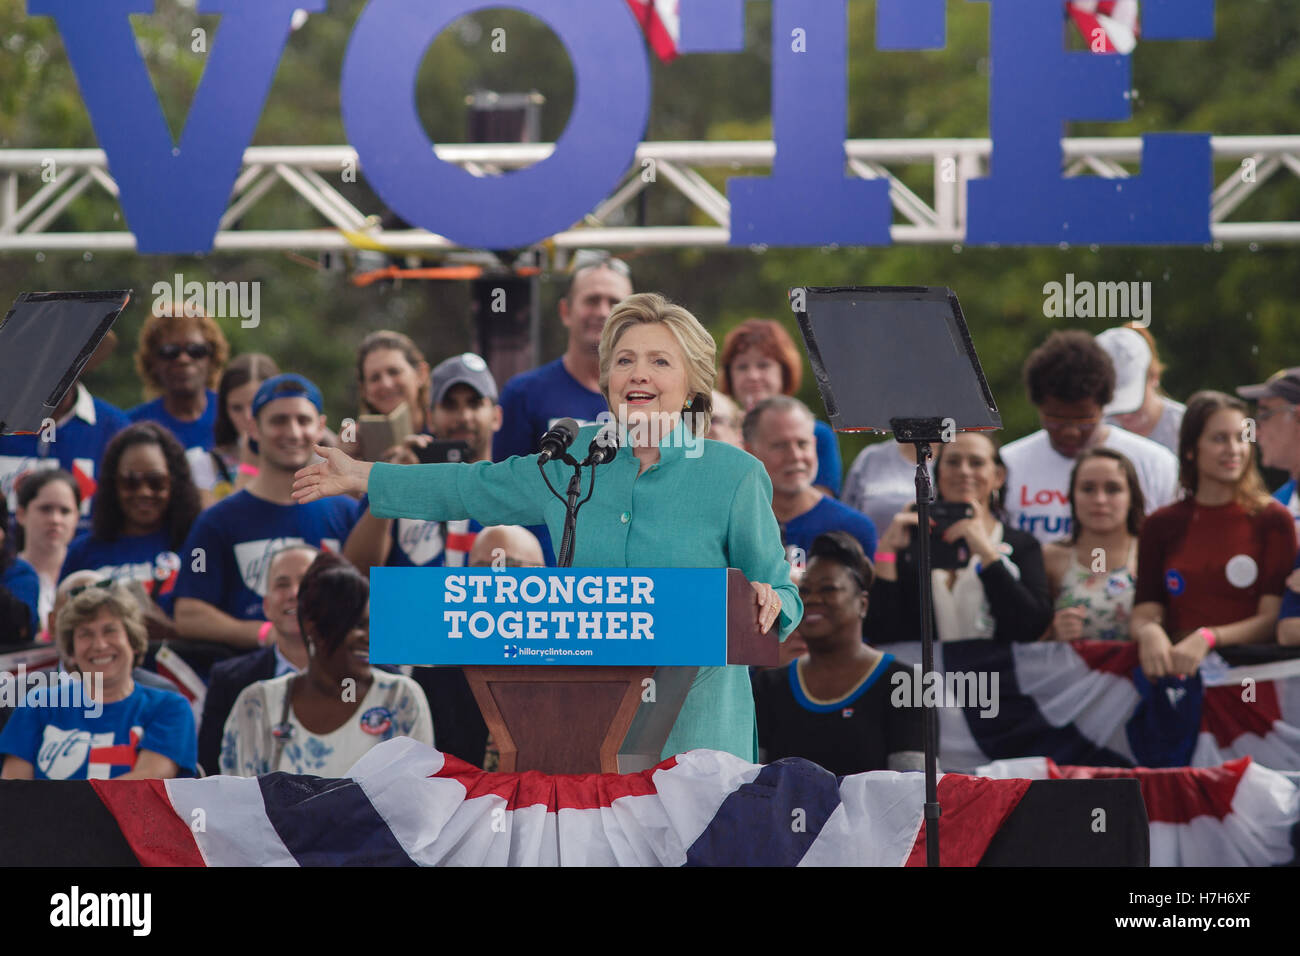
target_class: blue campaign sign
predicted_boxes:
[27,0,1217,251]
[370,567,730,667]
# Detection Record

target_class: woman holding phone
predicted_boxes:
[865,432,1052,644]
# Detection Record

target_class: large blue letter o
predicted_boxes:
[341,0,650,249]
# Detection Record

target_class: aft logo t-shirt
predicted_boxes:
[1000,427,1179,544]
[172,490,359,619]
[0,683,196,780]
[61,529,182,615]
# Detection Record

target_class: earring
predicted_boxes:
[683,399,692,410]
[306,640,316,658]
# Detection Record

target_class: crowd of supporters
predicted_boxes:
[1,257,1298,782]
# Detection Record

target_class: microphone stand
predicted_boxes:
[555,455,583,569]
[892,417,943,868]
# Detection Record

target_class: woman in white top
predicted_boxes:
[1042,448,1145,641]
[220,552,432,777]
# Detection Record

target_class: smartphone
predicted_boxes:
[927,501,974,571]
[415,439,473,465]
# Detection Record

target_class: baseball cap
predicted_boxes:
[251,373,324,419]
[1096,327,1151,416]
[431,353,498,406]
[1236,367,1300,405]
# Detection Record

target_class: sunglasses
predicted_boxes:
[67,578,116,600]
[156,342,213,361]
[569,250,631,279]
[119,471,169,493]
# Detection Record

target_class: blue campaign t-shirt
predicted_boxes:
[128,389,218,453]
[172,490,360,619]
[813,418,843,498]
[0,391,130,533]
[61,530,183,616]
[356,495,484,567]
[0,681,196,779]
[781,495,879,564]
[0,557,41,638]
[493,358,608,462]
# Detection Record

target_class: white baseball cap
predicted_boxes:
[1096,327,1151,416]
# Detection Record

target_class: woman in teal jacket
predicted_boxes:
[293,293,801,762]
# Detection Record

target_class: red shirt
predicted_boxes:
[1135,498,1297,633]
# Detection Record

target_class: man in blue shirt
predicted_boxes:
[1237,367,1300,535]
[744,396,877,568]
[173,375,358,647]
[492,257,633,461]
[0,382,129,534]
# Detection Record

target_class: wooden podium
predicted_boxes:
[462,568,778,774]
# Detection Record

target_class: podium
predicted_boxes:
[371,566,778,774]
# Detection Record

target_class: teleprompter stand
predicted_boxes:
[791,286,1000,867]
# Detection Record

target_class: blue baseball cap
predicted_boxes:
[252,374,324,419]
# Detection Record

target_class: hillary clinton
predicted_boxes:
[292,293,802,760]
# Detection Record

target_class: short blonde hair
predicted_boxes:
[56,583,148,668]
[598,293,717,435]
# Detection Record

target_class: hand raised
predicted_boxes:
[292,444,372,503]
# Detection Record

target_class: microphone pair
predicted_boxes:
[537,418,620,468]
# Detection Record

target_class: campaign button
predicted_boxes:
[1225,554,1259,589]
[1165,569,1185,596]
[359,707,393,736]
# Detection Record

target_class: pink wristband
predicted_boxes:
[1197,626,1216,649]
[258,621,274,645]
[238,463,259,477]
[874,550,897,565]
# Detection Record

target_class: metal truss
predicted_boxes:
[0,136,1297,256]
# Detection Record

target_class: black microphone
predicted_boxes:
[536,418,580,465]
[581,423,620,466]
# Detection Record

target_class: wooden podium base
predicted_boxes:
[464,666,654,774]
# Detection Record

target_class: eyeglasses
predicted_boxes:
[1256,404,1296,423]
[67,578,116,600]
[156,342,213,362]
[118,471,169,493]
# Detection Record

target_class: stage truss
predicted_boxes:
[1,136,1297,261]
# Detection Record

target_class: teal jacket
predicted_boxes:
[367,421,802,761]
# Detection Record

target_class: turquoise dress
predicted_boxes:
[366,421,802,761]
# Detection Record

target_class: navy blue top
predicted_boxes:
[128,389,218,453]
[61,530,182,615]
[172,490,359,620]
[812,418,843,497]
[492,359,607,462]
[781,495,878,564]
[0,557,41,638]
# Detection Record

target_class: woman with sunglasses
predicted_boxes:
[60,423,202,622]
[128,306,229,456]
[0,580,196,779]
[13,469,82,635]
[220,552,432,777]
[1131,391,1297,679]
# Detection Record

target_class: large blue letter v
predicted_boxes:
[30,0,322,253]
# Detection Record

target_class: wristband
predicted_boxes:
[238,463,259,477]
[873,550,897,565]
[1196,626,1216,649]
[258,621,274,646]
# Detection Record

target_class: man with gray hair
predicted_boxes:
[744,396,877,570]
